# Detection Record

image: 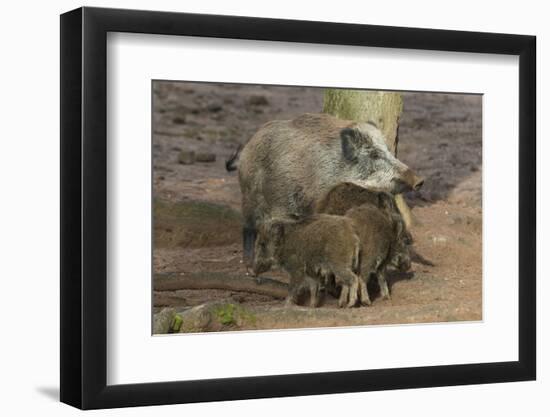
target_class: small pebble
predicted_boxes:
[248,95,269,106]
[195,152,216,163]
[432,236,448,244]
[207,103,223,112]
[178,150,195,165]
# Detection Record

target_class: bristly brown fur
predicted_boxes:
[254,214,367,308]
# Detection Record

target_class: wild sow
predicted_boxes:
[230,113,423,266]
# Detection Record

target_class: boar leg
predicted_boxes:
[305,277,321,308]
[358,278,371,306]
[284,286,300,307]
[336,270,359,308]
[285,271,305,307]
[242,224,257,268]
[337,285,350,308]
[376,269,391,300]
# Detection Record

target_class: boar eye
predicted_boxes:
[370,150,381,159]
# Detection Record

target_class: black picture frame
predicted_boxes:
[60,6,536,410]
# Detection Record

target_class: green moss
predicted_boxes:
[240,309,257,327]
[170,314,183,332]
[214,304,237,326]
[213,304,257,328]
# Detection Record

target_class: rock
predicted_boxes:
[195,152,216,163]
[431,235,448,244]
[178,150,195,165]
[248,95,269,106]
[153,308,176,334]
[450,214,482,233]
[450,215,463,225]
[206,103,223,113]
[178,304,214,332]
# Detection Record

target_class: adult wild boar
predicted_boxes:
[232,113,424,266]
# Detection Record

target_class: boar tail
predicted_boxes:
[225,144,243,172]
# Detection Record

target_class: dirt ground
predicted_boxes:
[152,81,482,332]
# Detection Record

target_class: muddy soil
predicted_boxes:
[152,81,482,332]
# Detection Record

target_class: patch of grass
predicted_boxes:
[154,199,242,248]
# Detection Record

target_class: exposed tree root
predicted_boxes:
[154,272,289,299]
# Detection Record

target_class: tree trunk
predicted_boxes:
[323,89,414,228]
[324,90,403,153]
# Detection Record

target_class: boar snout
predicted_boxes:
[413,177,424,191]
[396,254,412,272]
[393,169,424,193]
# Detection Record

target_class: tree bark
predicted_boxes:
[324,90,403,153]
[323,89,414,227]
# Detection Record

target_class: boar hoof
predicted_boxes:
[346,289,358,308]
[380,284,391,300]
[345,279,359,308]
[284,296,297,308]
[359,281,371,306]
[338,286,349,308]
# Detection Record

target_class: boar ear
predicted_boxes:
[341,128,361,162]
[366,119,379,129]
[341,127,372,161]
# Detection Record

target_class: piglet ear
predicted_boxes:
[271,223,285,240]
[392,215,413,244]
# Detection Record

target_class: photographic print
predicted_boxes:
[152,81,482,334]
[61,9,535,408]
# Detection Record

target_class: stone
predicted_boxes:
[206,103,223,113]
[153,308,176,334]
[248,95,269,106]
[178,150,195,165]
[195,152,216,163]
[431,235,448,244]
